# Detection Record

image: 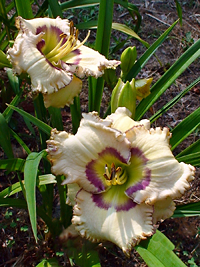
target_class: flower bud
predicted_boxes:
[120,46,137,78]
[111,78,136,118]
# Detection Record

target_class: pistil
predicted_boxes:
[104,163,127,186]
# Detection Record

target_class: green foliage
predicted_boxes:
[0,1,199,266]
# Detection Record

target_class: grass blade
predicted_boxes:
[48,0,63,18]
[24,150,47,241]
[150,77,200,123]
[125,20,179,82]
[176,139,200,157]
[0,113,13,158]
[0,158,25,172]
[7,104,52,135]
[170,106,200,150]
[135,37,200,120]
[14,0,33,19]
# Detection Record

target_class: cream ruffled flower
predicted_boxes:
[46,107,195,254]
[7,16,120,108]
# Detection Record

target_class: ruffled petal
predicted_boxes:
[43,75,82,108]
[125,126,195,204]
[72,189,154,255]
[15,16,70,36]
[66,183,81,206]
[106,107,150,132]
[72,45,120,78]
[7,30,72,94]
[47,112,131,193]
[152,197,176,224]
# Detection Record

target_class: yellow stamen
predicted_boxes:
[103,163,127,186]
[43,21,90,65]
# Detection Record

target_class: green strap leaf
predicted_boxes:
[150,76,200,123]
[136,230,186,267]
[24,150,47,241]
[112,23,149,47]
[170,106,200,150]
[135,37,200,120]
[0,113,13,158]
[176,139,200,157]
[7,104,52,135]
[174,202,200,217]
[0,158,25,172]
[0,180,24,198]
[48,0,63,18]
[14,0,33,18]
[125,20,179,82]
[176,151,200,166]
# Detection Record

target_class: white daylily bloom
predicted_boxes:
[46,107,195,254]
[8,16,120,108]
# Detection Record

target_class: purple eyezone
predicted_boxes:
[125,168,151,196]
[92,193,136,212]
[85,147,129,193]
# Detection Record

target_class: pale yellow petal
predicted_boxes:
[126,126,195,204]
[106,107,150,132]
[153,197,176,224]
[7,30,72,94]
[66,183,81,206]
[72,189,154,255]
[73,45,120,78]
[15,16,70,36]
[46,113,131,193]
[43,75,82,108]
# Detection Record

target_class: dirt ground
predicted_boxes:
[0,1,200,266]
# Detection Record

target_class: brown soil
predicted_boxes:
[0,1,200,266]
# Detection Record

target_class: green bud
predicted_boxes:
[120,46,137,78]
[111,78,136,118]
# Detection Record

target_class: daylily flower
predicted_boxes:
[7,16,120,108]
[46,107,195,254]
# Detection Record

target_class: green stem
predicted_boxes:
[57,176,72,228]
[91,0,114,113]
[70,96,81,134]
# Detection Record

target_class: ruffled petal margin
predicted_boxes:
[43,75,82,108]
[125,125,195,204]
[73,45,121,78]
[72,189,154,255]
[46,112,131,193]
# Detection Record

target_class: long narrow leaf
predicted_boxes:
[3,90,22,122]
[7,104,52,135]
[176,139,200,157]
[61,0,99,9]
[14,0,33,19]
[0,113,13,158]
[125,20,179,81]
[176,152,200,166]
[24,150,47,241]
[136,230,186,267]
[10,129,31,155]
[150,77,200,122]
[112,23,149,47]
[135,37,200,120]
[174,202,200,217]
[48,0,63,18]
[0,158,25,172]
[0,181,24,198]
[92,0,114,112]
[170,106,200,150]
